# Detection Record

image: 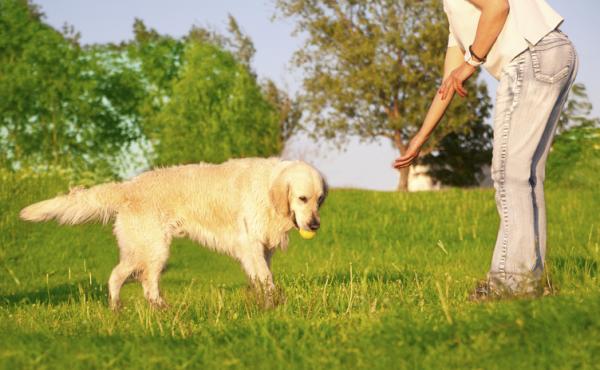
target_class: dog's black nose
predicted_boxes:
[309,218,320,231]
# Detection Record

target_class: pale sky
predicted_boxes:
[36,0,600,190]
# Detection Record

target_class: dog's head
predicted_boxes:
[270,161,328,232]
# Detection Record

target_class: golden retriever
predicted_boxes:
[20,158,327,309]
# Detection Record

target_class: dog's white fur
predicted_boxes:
[20,158,327,308]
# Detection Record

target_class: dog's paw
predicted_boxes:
[149,297,169,310]
[109,299,122,312]
[246,284,286,309]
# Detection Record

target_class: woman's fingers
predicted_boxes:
[393,154,417,168]
[441,74,469,100]
[455,79,467,97]
[393,160,411,169]
[394,161,413,169]
[393,156,412,165]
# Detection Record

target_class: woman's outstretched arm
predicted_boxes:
[393,46,466,169]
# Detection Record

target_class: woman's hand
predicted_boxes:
[393,136,425,169]
[438,62,476,100]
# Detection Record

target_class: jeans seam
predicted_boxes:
[497,60,524,281]
[529,46,578,274]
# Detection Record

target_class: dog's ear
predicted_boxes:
[270,173,290,216]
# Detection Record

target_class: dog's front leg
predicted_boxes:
[239,246,276,307]
[239,247,274,290]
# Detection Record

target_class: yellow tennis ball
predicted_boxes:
[298,229,316,240]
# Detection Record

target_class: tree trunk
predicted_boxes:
[396,166,410,192]
[393,130,410,192]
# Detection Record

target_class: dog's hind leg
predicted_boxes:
[140,242,170,309]
[108,261,137,310]
[109,217,141,310]
[112,213,171,309]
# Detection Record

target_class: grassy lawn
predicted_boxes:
[1,173,598,369]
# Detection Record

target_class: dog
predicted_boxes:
[20,158,327,309]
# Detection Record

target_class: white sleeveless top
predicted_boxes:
[443,0,563,80]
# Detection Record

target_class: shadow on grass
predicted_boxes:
[0,279,107,307]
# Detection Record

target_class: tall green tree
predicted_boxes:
[152,42,281,165]
[223,16,302,149]
[128,18,298,166]
[0,0,144,176]
[125,19,185,154]
[276,0,491,190]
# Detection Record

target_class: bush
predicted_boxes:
[546,125,600,189]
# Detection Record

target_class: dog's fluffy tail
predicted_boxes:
[20,182,124,225]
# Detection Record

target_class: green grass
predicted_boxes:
[1,173,599,369]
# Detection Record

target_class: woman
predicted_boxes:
[394,0,578,298]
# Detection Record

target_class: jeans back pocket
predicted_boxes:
[529,37,574,84]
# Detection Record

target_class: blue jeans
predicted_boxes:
[488,30,578,293]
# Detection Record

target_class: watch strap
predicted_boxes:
[464,48,483,67]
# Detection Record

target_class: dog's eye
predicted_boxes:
[299,196,308,203]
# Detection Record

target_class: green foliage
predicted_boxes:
[129,18,185,94]
[558,82,600,134]
[0,0,144,176]
[276,0,491,189]
[151,42,281,165]
[262,79,303,144]
[1,6,295,175]
[546,125,600,189]
[421,119,493,187]
[546,82,600,189]
[1,174,599,368]
[226,14,256,69]
[127,19,298,167]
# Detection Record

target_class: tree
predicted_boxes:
[125,19,185,154]
[262,79,303,147]
[219,16,302,149]
[226,14,256,69]
[546,125,600,189]
[0,0,144,176]
[128,18,299,166]
[0,3,301,176]
[558,82,600,133]
[276,0,491,190]
[545,82,600,189]
[151,42,281,165]
[420,119,492,187]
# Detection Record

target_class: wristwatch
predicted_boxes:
[464,45,485,67]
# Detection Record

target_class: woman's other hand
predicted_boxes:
[439,62,476,100]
